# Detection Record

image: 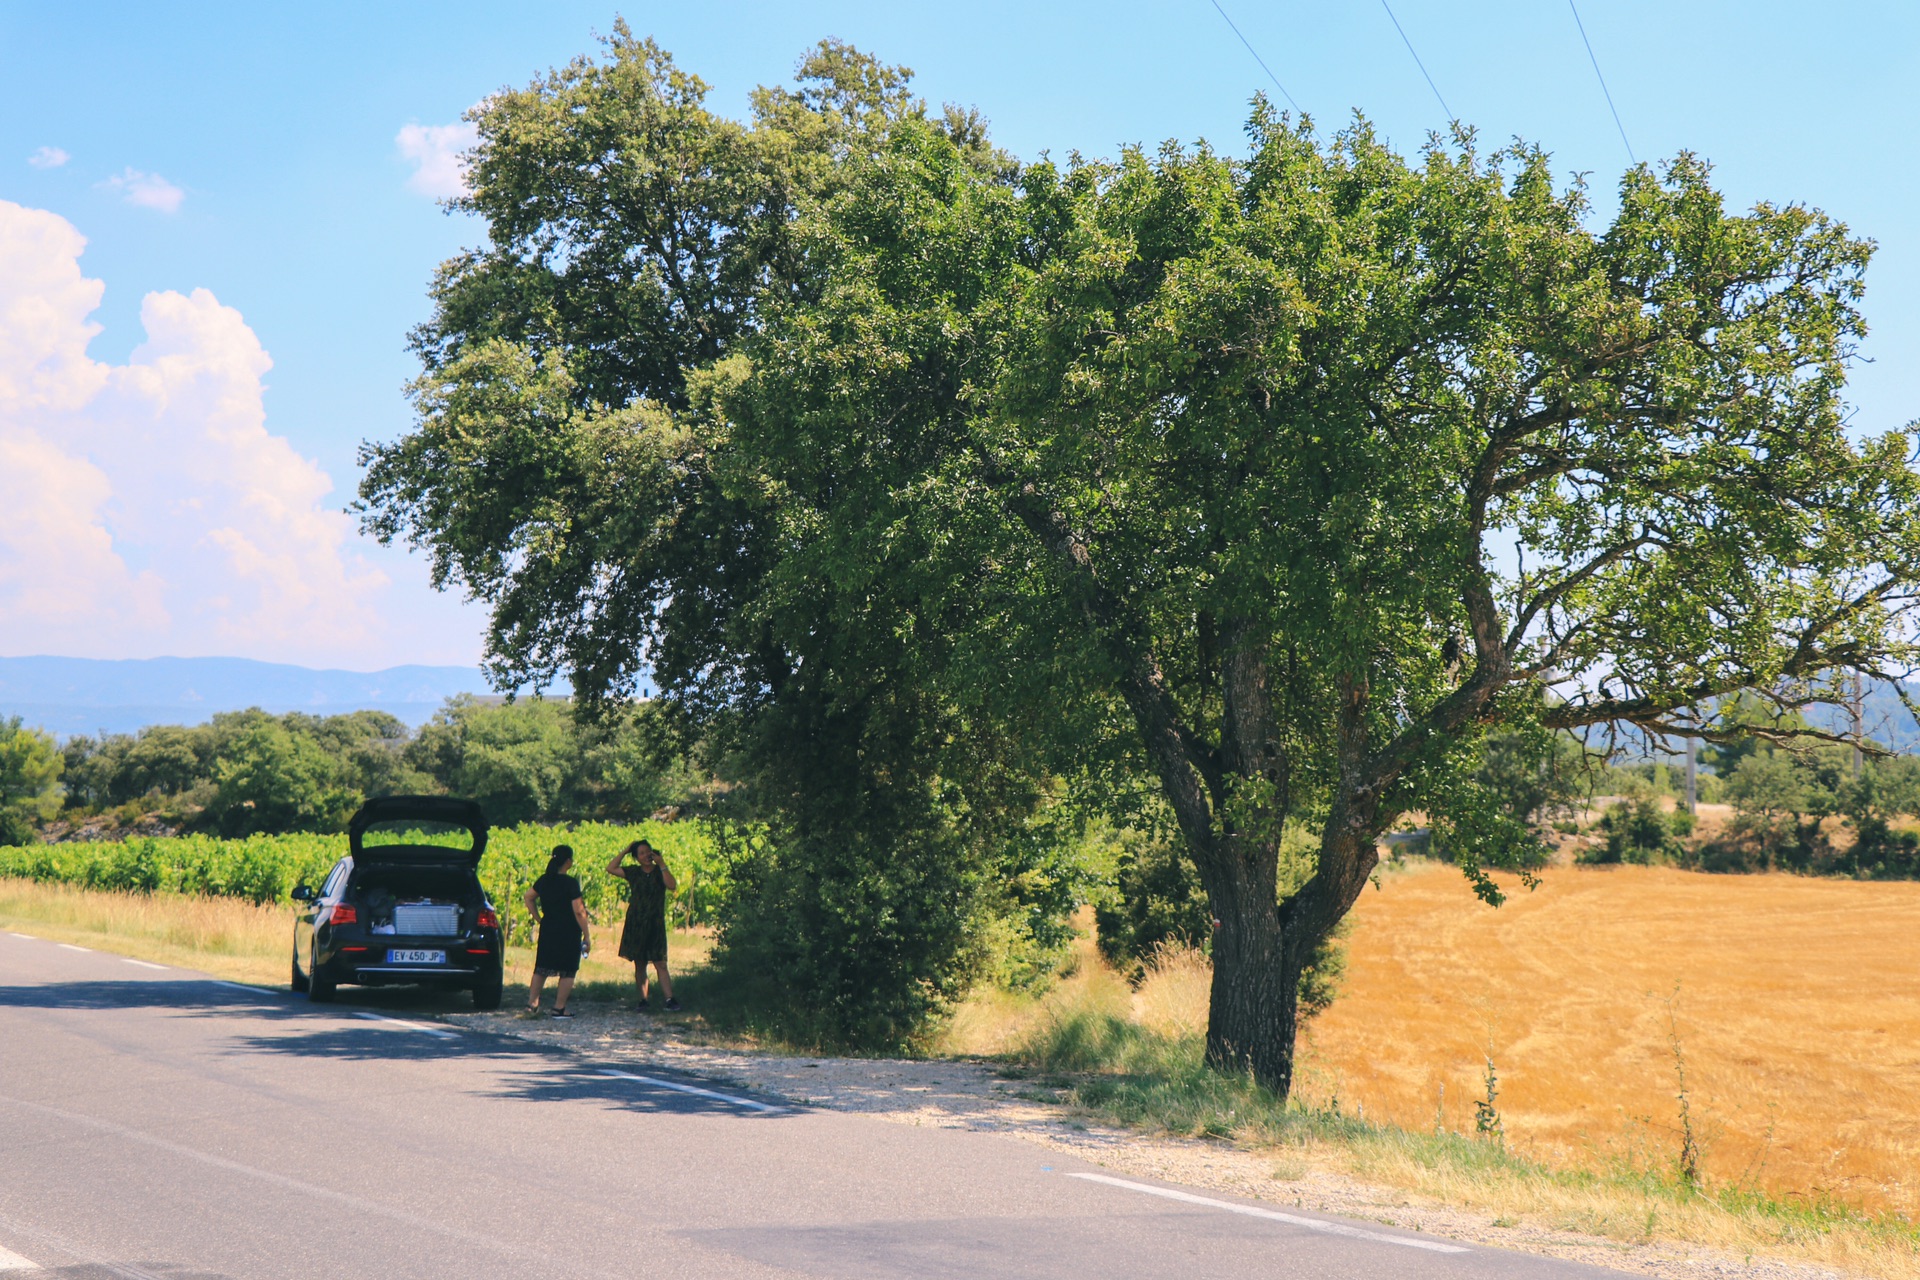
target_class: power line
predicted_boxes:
[1205,0,1301,113]
[1379,0,1453,121]
[1567,0,1636,164]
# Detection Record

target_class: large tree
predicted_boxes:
[364,35,1920,1091]
[720,111,1920,1089]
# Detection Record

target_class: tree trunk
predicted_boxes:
[1204,894,1301,1094]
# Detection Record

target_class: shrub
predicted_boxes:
[1094,828,1210,977]
[706,812,987,1052]
[1581,799,1689,865]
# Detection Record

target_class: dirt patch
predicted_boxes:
[446,1001,1856,1280]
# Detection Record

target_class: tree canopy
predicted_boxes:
[0,717,63,846]
[360,32,1920,1089]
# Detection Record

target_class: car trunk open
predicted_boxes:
[348,854,484,938]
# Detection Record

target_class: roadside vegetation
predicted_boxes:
[10,25,1920,1275]
[0,821,726,944]
[0,876,712,995]
[941,896,1920,1279]
[13,866,1915,1278]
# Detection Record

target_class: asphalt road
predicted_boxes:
[0,931,1638,1279]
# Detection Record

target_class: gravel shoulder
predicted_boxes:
[446,1002,1854,1280]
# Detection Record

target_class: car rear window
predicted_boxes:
[357,819,476,852]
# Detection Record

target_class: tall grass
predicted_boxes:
[0,876,716,993]
[0,876,295,984]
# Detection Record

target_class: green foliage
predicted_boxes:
[1835,755,1920,876]
[357,29,1920,1093]
[1094,828,1211,976]
[1583,799,1692,865]
[0,820,729,942]
[1474,726,1595,832]
[707,814,986,1052]
[61,708,422,832]
[405,697,580,825]
[0,717,63,846]
[1092,822,1345,1020]
[206,720,362,836]
[51,699,708,838]
[366,31,1066,1052]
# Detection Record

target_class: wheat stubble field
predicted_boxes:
[1298,861,1920,1216]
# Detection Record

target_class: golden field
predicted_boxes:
[1300,860,1920,1216]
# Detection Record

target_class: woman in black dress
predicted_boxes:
[524,845,591,1017]
[606,840,679,1011]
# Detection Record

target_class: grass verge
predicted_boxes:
[964,942,1920,1280]
[11,876,1915,1276]
[0,876,713,1000]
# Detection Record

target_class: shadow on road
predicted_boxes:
[0,978,271,1012]
[1,975,792,1119]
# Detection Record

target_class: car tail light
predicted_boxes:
[328,904,358,926]
[475,908,498,930]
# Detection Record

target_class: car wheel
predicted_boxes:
[471,968,503,1011]
[308,946,337,1003]
[290,946,310,994]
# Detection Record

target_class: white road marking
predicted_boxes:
[0,1094,552,1270]
[0,1241,35,1271]
[123,958,168,971]
[5,933,33,941]
[352,1011,457,1039]
[57,943,91,953]
[1067,1173,1471,1253]
[597,1068,783,1113]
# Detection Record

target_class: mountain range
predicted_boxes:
[0,655,502,737]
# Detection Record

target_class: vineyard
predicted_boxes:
[0,821,732,945]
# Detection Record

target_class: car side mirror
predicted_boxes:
[290,885,316,903]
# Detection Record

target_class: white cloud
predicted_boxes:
[27,146,69,170]
[0,198,396,665]
[101,167,184,213]
[396,122,477,199]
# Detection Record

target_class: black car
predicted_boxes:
[290,795,504,1009]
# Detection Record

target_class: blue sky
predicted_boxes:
[2,2,1916,669]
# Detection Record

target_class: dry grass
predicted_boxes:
[0,876,295,983]
[942,873,1920,1277]
[1303,861,1920,1218]
[0,876,712,995]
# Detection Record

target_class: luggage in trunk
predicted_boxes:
[393,902,461,935]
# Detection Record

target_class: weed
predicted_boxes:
[1665,987,1702,1188]
[1475,1052,1504,1146]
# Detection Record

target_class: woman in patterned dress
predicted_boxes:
[606,839,679,1011]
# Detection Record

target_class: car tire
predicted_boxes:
[472,968,503,1011]
[308,947,337,1003]
[290,947,310,994]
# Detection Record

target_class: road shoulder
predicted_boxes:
[444,1004,1854,1280]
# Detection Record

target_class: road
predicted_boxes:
[0,931,1636,1279]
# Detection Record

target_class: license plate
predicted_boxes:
[387,949,446,965]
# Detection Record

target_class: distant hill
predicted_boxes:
[1805,678,1920,754]
[0,655,508,737]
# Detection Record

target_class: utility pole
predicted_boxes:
[1851,672,1866,779]
[1684,735,1698,814]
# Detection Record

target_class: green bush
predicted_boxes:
[1093,828,1211,977]
[706,808,987,1053]
[1,717,63,846]
[1581,799,1690,865]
